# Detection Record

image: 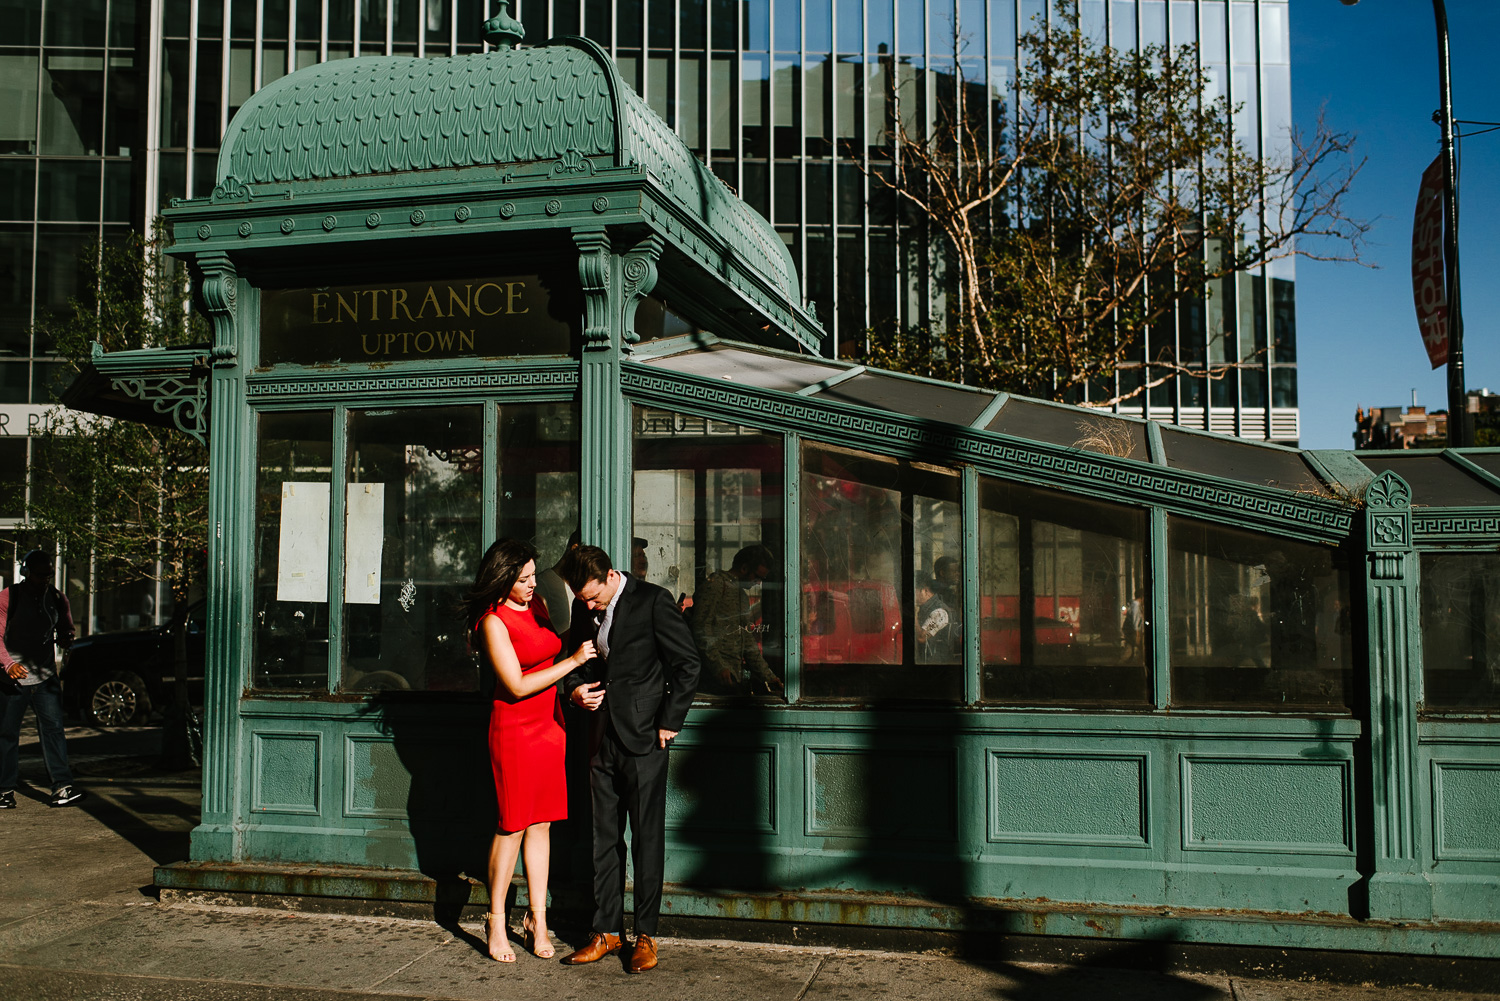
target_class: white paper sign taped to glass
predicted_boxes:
[276,481,385,604]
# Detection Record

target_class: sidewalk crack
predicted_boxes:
[793,953,828,1001]
[363,937,453,991]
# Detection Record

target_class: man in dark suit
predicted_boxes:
[558,545,700,974]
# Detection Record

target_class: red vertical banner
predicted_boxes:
[1412,155,1448,369]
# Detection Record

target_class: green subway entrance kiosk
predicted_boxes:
[71,12,1500,961]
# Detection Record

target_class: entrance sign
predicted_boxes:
[260,276,576,364]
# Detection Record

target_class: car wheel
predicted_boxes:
[84,671,152,727]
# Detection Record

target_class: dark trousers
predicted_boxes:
[588,726,669,937]
[0,676,74,793]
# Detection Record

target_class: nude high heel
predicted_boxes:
[484,912,516,962]
[522,911,554,959]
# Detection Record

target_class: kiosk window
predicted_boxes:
[979,479,1150,706]
[800,443,962,701]
[252,411,334,690]
[1168,517,1352,710]
[633,408,784,699]
[1421,552,1500,711]
[339,406,484,694]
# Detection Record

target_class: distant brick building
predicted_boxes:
[1355,389,1500,449]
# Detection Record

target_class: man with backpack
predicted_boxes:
[0,550,85,809]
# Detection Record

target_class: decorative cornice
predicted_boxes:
[245,366,578,400]
[622,364,1354,542]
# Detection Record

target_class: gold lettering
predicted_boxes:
[392,288,414,321]
[360,334,382,355]
[436,329,455,350]
[460,329,475,351]
[414,330,434,353]
[311,292,331,323]
[447,284,472,317]
[505,281,529,314]
[368,288,388,318]
[335,292,359,323]
[383,332,397,354]
[397,331,412,353]
[474,282,504,316]
[417,286,443,320]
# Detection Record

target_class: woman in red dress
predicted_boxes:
[466,539,594,963]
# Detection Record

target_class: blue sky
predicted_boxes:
[1291,1,1500,448]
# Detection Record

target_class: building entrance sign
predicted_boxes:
[259,276,577,364]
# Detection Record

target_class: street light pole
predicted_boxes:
[1343,0,1467,445]
[1431,0,1468,446]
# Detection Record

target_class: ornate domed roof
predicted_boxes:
[216,35,803,321]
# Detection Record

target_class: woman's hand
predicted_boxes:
[569,640,597,667]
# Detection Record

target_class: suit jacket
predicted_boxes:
[562,574,701,755]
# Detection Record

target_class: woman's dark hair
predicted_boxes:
[464,538,538,630]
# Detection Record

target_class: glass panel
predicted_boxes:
[47,0,107,46]
[1356,455,1500,508]
[815,371,993,426]
[0,224,32,355]
[160,41,188,148]
[634,408,784,698]
[1168,517,1352,710]
[988,398,1149,460]
[1422,553,1500,711]
[0,359,27,402]
[0,53,40,154]
[1161,426,1323,492]
[980,479,1149,705]
[0,160,35,221]
[1,0,42,46]
[252,411,334,690]
[105,54,139,155]
[37,160,100,221]
[801,442,962,701]
[341,406,484,693]
[40,51,105,155]
[497,401,581,604]
[195,41,222,147]
[0,437,25,518]
[646,342,842,391]
[34,227,93,315]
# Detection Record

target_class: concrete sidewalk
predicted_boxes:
[3,723,1498,1001]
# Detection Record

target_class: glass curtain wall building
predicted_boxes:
[0,0,1298,600]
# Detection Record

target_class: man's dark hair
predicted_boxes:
[730,544,776,576]
[560,544,613,591]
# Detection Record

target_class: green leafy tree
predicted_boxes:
[868,1,1369,406]
[25,230,209,759]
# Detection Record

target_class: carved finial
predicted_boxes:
[482,0,525,49]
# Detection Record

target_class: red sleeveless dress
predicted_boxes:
[482,601,567,832]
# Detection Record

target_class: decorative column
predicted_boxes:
[574,229,661,564]
[190,251,245,862]
[1362,470,1432,919]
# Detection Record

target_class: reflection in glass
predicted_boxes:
[1421,553,1500,711]
[801,443,961,700]
[341,407,484,693]
[980,479,1148,705]
[1169,518,1351,709]
[634,408,783,698]
[252,411,334,690]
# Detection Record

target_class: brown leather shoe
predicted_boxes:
[560,932,622,965]
[627,933,658,974]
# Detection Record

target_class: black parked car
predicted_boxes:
[63,601,206,726]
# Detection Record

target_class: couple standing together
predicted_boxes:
[464,539,699,974]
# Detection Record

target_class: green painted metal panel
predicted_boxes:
[251,733,321,815]
[987,751,1148,847]
[805,747,956,842]
[1180,757,1352,854]
[1431,761,1500,860]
